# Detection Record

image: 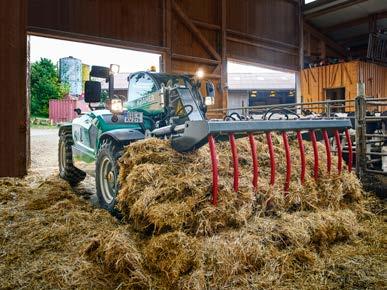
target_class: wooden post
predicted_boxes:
[163,0,172,72]
[0,0,27,177]
[297,1,304,105]
[221,0,228,112]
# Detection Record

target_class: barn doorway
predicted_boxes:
[227,61,296,115]
[325,87,346,113]
[28,35,161,177]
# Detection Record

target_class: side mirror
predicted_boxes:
[85,81,101,103]
[205,80,215,106]
[90,66,110,79]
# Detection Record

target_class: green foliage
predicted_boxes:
[30,58,69,117]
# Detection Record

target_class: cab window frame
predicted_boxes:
[127,72,159,102]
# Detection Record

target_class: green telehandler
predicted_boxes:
[58,65,352,215]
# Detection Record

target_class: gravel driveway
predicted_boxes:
[30,128,59,176]
[30,128,97,202]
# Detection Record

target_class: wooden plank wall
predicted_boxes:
[0,0,28,177]
[358,61,387,98]
[301,61,387,112]
[28,0,301,110]
[226,0,300,71]
[1,0,302,177]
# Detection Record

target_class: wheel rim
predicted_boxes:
[99,156,116,204]
[59,141,66,173]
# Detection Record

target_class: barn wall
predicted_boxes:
[301,61,387,112]
[1,0,302,177]
[226,0,300,71]
[0,0,27,177]
[358,61,387,99]
[28,0,301,108]
[28,0,301,69]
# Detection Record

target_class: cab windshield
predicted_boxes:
[152,74,192,89]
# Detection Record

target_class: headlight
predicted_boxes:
[110,98,123,114]
[110,64,120,74]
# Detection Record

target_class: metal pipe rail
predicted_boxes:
[365,169,387,175]
[209,97,385,116]
[365,116,387,120]
[208,98,356,113]
[363,152,387,157]
[356,95,387,180]
[365,134,387,138]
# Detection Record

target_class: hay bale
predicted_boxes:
[1,135,384,289]
[144,231,200,284]
[117,136,363,234]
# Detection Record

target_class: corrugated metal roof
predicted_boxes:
[304,0,387,50]
[308,0,386,27]
[228,73,295,90]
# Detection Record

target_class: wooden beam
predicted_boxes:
[163,0,172,72]
[192,20,220,31]
[304,0,368,20]
[221,0,227,110]
[171,53,220,65]
[172,0,221,61]
[227,36,299,56]
[227,28,298,50]
[304,22,347,56]
[28,26,169,54]
[324,10,387,33]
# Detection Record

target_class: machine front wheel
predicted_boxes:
[58,130,86,186]
[96,139,122,216]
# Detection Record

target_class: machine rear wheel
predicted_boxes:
[58,130,86,186]
[96,139,122,216]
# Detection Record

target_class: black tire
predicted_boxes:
[58,130,86,186]
[96,139,122,216]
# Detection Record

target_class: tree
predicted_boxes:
[30,58,69,117]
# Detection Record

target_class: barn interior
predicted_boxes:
[0,0,386,289]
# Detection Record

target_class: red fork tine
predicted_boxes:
[208,135,219,206]
[282,131,291,194]
[228,133,239,192]
[334,129,343,174]
[266,132,276,186]
[248,133,259,191]
[310,130,319,179]
[322,129,332,174]
[344,129,353,172]
[296,131,306,184]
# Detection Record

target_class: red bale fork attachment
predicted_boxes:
[171,118,353,206]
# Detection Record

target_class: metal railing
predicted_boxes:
[355,96,387,178]
[208,96,387,182]
[209,98,357,116]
